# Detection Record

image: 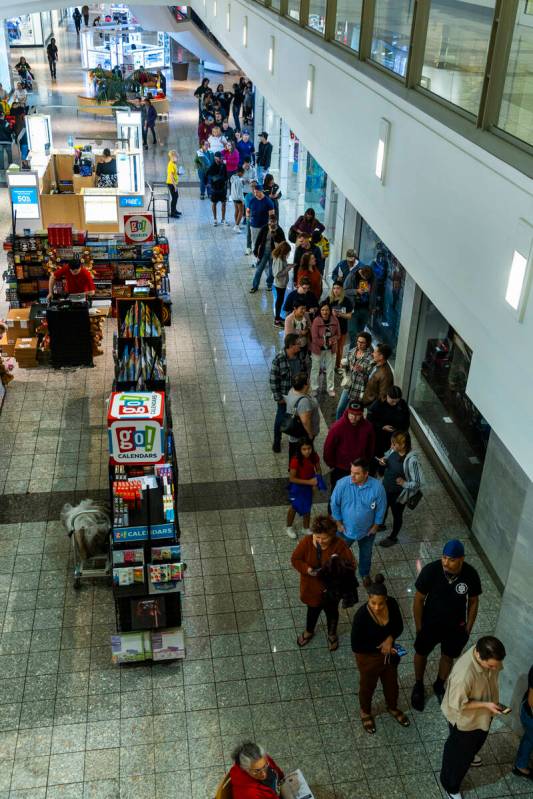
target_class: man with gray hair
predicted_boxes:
[229,741,284,797]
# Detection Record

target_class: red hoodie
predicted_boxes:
[323,409,375,470]
[229,757,284,799]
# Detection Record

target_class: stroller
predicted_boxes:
[16,65,33,91]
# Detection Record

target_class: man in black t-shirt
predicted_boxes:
[513,663,533,779]
[283,279,319,317]
[411,539,482,712]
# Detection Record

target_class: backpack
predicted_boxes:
[318,235,330,259]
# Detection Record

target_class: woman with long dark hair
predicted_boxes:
[377,430,423,548]
[286,437,321,538]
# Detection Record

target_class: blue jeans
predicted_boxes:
[197,170,209,197]
[339,533,375,578]
[516,702,533,770]
[273,402,286,448]
[252,253,273,290]
[336,388,350,420]
[256,165,266,187]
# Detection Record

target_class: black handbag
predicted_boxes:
[279,396,306,438]
[407,490,423,510]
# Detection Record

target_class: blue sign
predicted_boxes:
[120,195,144,208]
[113,525,149,543]
[150,523,175,540]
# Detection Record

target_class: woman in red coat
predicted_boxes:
[229,741,284,798]
[291,514,356,651]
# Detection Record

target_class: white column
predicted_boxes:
[296,142,307,217]
[279,120,290,196]
[0,25,11,93]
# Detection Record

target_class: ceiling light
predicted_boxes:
[268,36,275,74]
[375,118,390,183]
[226,3,231,30]
[506,219,533,321]
[306,65,315,112]
[242,15,248,47]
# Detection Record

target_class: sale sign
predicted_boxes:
[108,391,165,464]
[124,213,154,244]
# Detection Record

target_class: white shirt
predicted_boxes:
[208,134,226,153]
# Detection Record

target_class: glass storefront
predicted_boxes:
[286,0,301,22]
[409,296,490,506]
[335,0,363,51]
[358,219,405,357]
[370,0,413,78]
[498,6,533,147]
[7,13,53,47]
[308,0,327,34]
[304,153,327,217]
[421,0,495,117]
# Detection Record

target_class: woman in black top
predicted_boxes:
[351,574,409,733]
[367,385,410,457]
[262,174,281,217]
[96,148,117,188]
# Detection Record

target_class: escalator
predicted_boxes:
[128,4,239,73]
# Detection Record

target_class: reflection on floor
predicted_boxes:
[0,17,527,799]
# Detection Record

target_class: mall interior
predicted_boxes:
[0,1,532,797]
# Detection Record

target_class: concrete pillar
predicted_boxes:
[393,274,422,388]
[279,120,290,196]
[296,142,308,217]
[329,189,347,277]
[0,25,11,93]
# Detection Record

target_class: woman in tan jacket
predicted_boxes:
[291,515,356,651]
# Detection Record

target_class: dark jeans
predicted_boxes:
[197,170,209,197]
[386,491,406,539]
[233,107,241,131]
[274,287,285,319]
[252,253,273,290]
[48,59,56,77]
[83,12,89,25]
[146,124,157,144]
[168,184,178,215]
[74,21,81,34]
[440,725,488,795]
[306,599,339,636]
[273,402,286,448]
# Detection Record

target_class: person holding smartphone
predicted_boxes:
[351,574,410,734]
[440,636,506,799]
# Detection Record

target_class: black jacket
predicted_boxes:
[253,224,286,260]
[367,398,410,457]
[256,141,273,169]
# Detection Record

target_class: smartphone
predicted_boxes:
[394,644,408,658]
[497,703,512,714]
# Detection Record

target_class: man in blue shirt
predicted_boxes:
[246,185,275,254]
[330,458,386,586]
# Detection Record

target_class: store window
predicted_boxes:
[286,0,301,22]
[409,296,490,505]
[308,0,326,34]
[304,153,327,219]
[358,219,405,357]
[7,13,52,47]
[370,0,413,78]
[420,0,495,116]
[335,0,363,51]
[497,7,533,147]
[270,0,281,10]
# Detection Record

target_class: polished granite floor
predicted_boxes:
[0,16,530,799]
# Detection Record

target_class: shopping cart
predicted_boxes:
[62,500,111,589]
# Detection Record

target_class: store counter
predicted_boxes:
[77,95,169,117]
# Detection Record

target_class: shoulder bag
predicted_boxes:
[280,395,307,438]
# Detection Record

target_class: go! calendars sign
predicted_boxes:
[108,391,165,464]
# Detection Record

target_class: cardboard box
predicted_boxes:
[14,337,38,368]
[0,334,15,357]
[6,308,31,328]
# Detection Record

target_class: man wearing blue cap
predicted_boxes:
[411,539,482,712]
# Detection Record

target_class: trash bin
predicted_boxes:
[172,62,189,81]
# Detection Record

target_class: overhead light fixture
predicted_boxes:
[375,118,391,183]
[226,3,231,30]
[213,0,217,15]
[268,36,275,74]
[242,15,248,47]
[306,64,315,112]
[506,219,533,320]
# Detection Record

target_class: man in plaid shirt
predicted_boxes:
[270,333,308,453]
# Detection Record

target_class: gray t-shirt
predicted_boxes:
[285,388,320,442]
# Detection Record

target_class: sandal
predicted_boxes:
[388,708,410,727]
[361,715,376,735]
[297,632,314,647]
[327,635,339,652]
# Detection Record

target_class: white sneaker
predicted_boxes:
[327,389,336,397]
[233,225,241,233]
[213,220,218,226]
[286,527,297,539]
[302,529,311,535]
[470,755,482,767]
[444,791,463,799]
[245,248,252,255]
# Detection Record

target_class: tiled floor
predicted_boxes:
[0,19,529,799]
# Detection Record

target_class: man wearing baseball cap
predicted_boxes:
[323,401,375,496]
[411,539,482,712]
